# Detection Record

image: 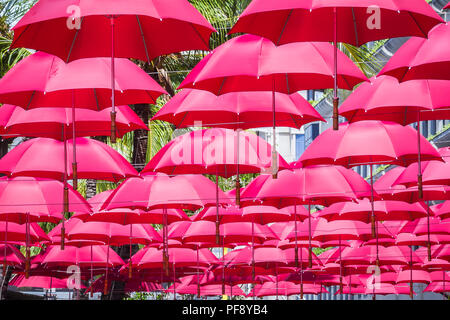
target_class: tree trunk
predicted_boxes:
[131,104,149,172]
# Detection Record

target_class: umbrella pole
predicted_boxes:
[3,220,7,277]
[110,16,117,143]
[426,201,432,261]
[235,130,241,207]
[173,263,176,300]
[275,265,278,300]
[332,7,339,131]
[294,203,299,269]
[71,92,78,191]
[104,242,110,296]
[216,174,220,244]
[300,247,304,300]
[417,112,423,199]
[252,222,255,301]
[90,245,94,298]
[339,238,343,295]
[410,245,413,299]
[61,125,68,250]
[370,164,376,237]
[129,224,133,279]
[196,247,200,298]
[163,207,169,275]
[25,212,30,279]
[308,202,312,268]
[271,84,278,179]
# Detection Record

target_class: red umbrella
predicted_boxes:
[102,173,231,270]
[229,0,443,129]
[167,276,245,297]
[0,137,137,182]
[152,89,324,130]
[0,244,25,274]
[340,76,450,125]
[338,245,419,267]
[297,121,441,168]
[318,199,428,223]
[178,34,366,172]
[249,280,327,298]
[192,206,243,224]
[10,274,83,290]
[394,147,450,188]
[0,104,148,140]
[379,23,450,82]
[72,189,190,225]
[11,0,215,140]
[434,201,450,221]
[87,274,162,294]
[241,166,373,267]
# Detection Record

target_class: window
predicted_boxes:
[430,120,437,136]
[295,134,305,160]
[422,121,429,137]
[304,123,320,148]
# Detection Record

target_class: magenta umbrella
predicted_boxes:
[241,165,373,267]
[178,33,367,168]
[0,176,90,275]
[0,137,138,182]
[102,172,231,273]
[229,0,443,130]
[11,0,215,139]
[0,104,148,140]
[141,128,290,238]
[152,89,324,130]
[297,120,441,251]
[379,22,450,82]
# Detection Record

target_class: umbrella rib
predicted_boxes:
[188,22,210,50]
[93,88,100,111]
[276,9,293,46]
[136,15,151,64]
[25,91,35,111]
[66,16,84,63]
[407,12,427,38]
[351,8,359,47]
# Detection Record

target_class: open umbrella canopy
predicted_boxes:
[297,121,442,168]
[178,34,368,94]
[241,166,374,208]
[129,247,218,270]
[36,245,124,269]
[152,89,324,130]
[103,172,232,211]
[11,0,216,62]
[0,51,167,109]
[379,23,450,82]
[0,176,90,224]
[72,190,190,225]
[178,221,279,245]
[142,128,290,178]
[318,199,428,223]
[249,280,327,297]
[393,147,450,187]
[434,201,450,221]
[0,104,148,139]
[67,220,162,246]
[87,274,162,294]
[0,137,138,182]
[9,274,82,289]
[339,75,450,124]
[229,0,443,46]
[338,245,420,266]
[0,244,26,267]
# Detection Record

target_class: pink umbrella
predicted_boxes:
[249,280,327,298]
[0,176,89,275]
[142,128,290,207]
[152,89,324,130]
[229,0,443,129]
[11,0,215,140]
[379,23,450,82]
[102,172,231,272]
[434,201,450,221]
[87,274,162,294]
[10,274,83,290]
[318,199,428,223]
[0,244,25,275]
[169,275,246,297]
[297,121,441,168]
[0,104,148,140]
[394,147,450,188]
[178,34,366,169]
[0,137,138,182]
[241,165,374,267]
[340,75,450,124]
